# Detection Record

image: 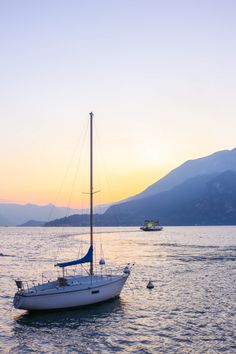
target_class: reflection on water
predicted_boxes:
[0,226,236,353]
[13,298,125,353]
[15,297,124,328]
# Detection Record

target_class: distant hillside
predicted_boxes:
[106,170,236,225]
[0,203,80,226]
[45,213,120,227]
[122,147,236,202]
[45,171,236,226]
[0,202,109,226]
[194,170,236,225]
[19,220,45,227]
[4,148,236,227]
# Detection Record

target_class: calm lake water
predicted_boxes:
[0,226,235,353]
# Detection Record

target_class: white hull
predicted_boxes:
[14,275,128,311]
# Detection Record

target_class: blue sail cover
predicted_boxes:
[56,246,93,268]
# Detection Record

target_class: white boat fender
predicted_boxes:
[147,280,154,289]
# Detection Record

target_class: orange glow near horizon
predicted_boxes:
[1,115,175,209]
[0,165,169,209]
[1,119,235,210]
[1,2,236,208]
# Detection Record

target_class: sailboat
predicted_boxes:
[13,113,131,311]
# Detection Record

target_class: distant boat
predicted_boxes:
[13,112,131,311]
[140,220,163,231]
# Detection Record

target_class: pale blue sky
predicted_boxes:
[1,1,236,205]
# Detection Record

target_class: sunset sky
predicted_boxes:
[1,1,236,208]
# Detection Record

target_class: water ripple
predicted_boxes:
[0,226,235,353]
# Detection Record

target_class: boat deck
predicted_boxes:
[19,274,124,296]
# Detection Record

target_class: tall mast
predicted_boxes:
[89,112,94,276]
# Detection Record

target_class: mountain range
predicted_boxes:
[0,203,80,226]
[45,148,236,226]
[123,147,236,201]
[105,170,236,225]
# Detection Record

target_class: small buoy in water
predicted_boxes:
[147,280,154,289]
[99,258,106,265]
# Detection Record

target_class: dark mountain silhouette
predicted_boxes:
[19,220,46,227]
[45,213,120,227]
[106,170,236,225]
[4,148,236,227]
[45,170,236,226]
[193,170,236,225]
[122,147,236,202]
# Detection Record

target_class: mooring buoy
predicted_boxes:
[147,280,154,289]
[99,258,106,265]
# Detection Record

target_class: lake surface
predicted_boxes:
[0,226,235,353]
